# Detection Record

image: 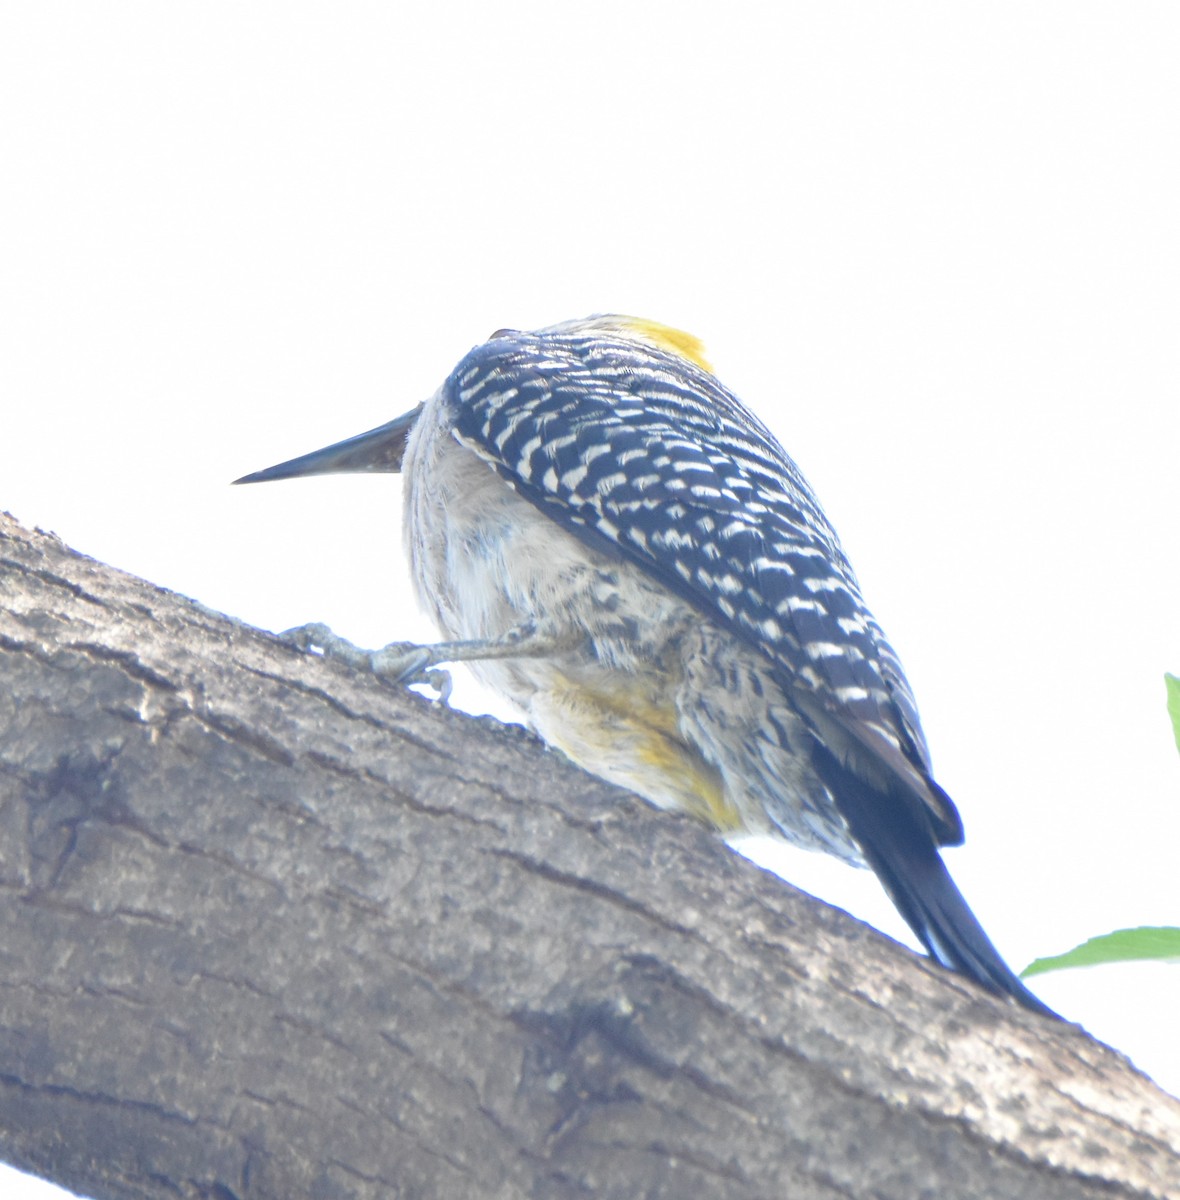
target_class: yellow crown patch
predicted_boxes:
[611,316,713,373]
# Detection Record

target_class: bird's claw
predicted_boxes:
[281,622,364,666]
[368,642,455,702]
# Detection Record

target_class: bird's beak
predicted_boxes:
[232,404,424,484]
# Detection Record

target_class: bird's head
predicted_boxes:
[232,316,711,485]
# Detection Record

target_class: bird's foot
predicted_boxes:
[281,619,578,704]
[280,623,455,702]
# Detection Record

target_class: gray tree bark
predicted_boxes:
[1,509,1178,1200]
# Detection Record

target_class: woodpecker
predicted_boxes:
[236,315,1052,1017]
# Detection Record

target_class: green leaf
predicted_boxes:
[1022,926,1180,978]
[1168,673,1180,756]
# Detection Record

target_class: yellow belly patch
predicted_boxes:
[535,680,743,834]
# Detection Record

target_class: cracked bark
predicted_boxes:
[1,510,1178,1200]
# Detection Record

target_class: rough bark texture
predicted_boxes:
[1,509,1178,1200]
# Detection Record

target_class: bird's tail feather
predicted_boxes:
[811,743,1057,1018]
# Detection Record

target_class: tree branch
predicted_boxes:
[1,510,1178,1199]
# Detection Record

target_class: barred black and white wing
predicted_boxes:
[447,325,961,848]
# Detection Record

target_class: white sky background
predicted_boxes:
[2,3,1179,1195]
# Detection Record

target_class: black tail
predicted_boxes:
[811,743,1057,1018]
